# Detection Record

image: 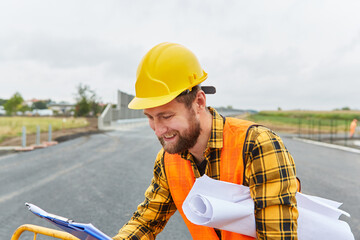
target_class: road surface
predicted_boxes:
[1,124,359,239]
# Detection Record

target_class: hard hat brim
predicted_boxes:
[128,85,216,110]
[128,89,184,110]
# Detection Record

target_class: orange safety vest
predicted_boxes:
[164,117,256,240]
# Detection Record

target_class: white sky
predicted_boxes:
[0,0,359,110]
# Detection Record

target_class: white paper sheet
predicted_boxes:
[183,175,354,240]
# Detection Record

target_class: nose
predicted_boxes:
[153,119,167,137]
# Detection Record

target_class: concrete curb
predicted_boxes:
[0,141,59,155]
[14,146,35,152]
[293,137,360,154]
[0,146,20,151]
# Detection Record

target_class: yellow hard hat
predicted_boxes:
[128,42,210,109]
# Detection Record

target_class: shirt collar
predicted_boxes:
[207,107,224,149]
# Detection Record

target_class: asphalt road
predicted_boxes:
[1,124,359,239]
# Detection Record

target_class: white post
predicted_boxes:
[48,124,52,142]
[22,126,26,147]
[36,125,40,145]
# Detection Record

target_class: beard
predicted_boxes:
[158,114,201,154]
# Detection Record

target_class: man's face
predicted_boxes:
[144,99,201,154]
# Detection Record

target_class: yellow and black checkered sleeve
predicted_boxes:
[113,149,177,240]
[244,126,299,240]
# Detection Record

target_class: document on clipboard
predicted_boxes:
[25,203,112,240]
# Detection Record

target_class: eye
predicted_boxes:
[162,115,173,120]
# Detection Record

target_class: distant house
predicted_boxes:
[24,98,51,108]
[32,109,54,116]
[48,101,75,115]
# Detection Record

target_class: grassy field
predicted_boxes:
[0,117,89,143]
[244,110,360,133]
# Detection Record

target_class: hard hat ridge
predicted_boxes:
[128,42,212,109]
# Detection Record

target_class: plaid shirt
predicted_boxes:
[114,108,298,240]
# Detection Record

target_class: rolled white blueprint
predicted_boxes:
[183,175,354,240]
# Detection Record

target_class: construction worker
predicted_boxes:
[350,119,357,138]
[113,42,298,240]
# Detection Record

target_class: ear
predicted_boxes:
[194,90,207,112]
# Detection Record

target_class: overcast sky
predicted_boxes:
[0,0,359,111]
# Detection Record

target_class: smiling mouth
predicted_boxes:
[162,132,177,141]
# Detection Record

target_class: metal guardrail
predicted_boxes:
[98,104,146,130]
[297,118,360,149]
[98,104,112,130]
[98,91,144,130]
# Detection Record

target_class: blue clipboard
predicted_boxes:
[25,203,112,240]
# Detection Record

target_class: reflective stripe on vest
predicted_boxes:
[164,118,256,240]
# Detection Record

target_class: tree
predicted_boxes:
[0,98,7,106]
[3,92,24,115]
[74,84,102,117]
[75,98,90,116]
[32,101,48,109]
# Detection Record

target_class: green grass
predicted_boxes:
[0,117,89,143]
[250,110,360,121]
[244,110,360,132]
